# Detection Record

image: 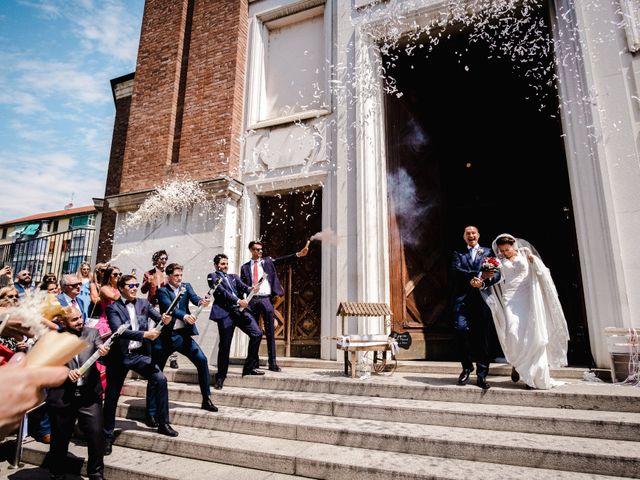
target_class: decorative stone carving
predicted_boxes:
[243,119,328,173]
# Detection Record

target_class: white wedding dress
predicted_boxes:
[483,237,570,389]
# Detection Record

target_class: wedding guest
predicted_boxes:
[0,287,27,355]
[14,269,35,298]
[46,306,109,480]
[40,281,60,295]
[209,254,262,390]
[240,240,308,372]
[88,263,108,320]
[76,262,93,319]
[57,275,86,322]
[0,265,13,287]
[38,272,58,291]
[484,234,570,390]
[146,263,216,425]
[0,354,68,441]
[103,274,176,455]
[141,250,178,369]
[451,226,501,390]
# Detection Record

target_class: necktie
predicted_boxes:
[253,261,259,287]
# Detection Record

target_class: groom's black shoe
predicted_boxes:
[477,377,491,390]
[457,368,473,386]
[511,367,520,383]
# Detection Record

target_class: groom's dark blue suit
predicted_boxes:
[451,245,501,379]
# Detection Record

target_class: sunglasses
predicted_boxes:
[68,283,82,288]
[126,283,140,289]
[5,294,18,299]
[159,256,168,261]
[252,248,263,251]
[111,273,121,277]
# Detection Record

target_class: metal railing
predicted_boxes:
[0,228,95,286]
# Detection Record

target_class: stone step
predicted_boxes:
[142,366,640,412]
[241,357,597,380]
[108,420,631,479]
[19,438,307,479]
[114,397,640,478]
[119,381,640,441]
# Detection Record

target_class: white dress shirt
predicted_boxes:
[124,300,143,351]
[251,259,272,296]
[169,284,186,330]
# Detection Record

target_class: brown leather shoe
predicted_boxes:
[38,434,51,444]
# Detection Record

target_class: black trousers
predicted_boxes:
[249,296,277,367]
[48,396,104,478]
[147,330,211,417]
[103,353,168,439]
[215,309,262,381]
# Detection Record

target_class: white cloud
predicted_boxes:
[0,91,46,114]
[17,1,62,18]
[15,59,111,105]
[0,151,105,222]
[73,1,141,64]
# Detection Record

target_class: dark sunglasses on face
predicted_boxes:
[68,283,82,288]
[112,273,121,277]
[159,256,168,261]
[252,248,262,252]
[5,295,18,299]
[127,283,140,289]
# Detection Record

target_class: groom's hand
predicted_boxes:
[470,277,483,289]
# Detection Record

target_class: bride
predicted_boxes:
[483,234,570,389]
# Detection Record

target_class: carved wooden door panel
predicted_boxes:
[259,189,322,358]
[385,93,451,358]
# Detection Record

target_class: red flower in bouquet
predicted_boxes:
[481,257,501,272]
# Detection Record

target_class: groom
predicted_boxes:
[451,225,501,390]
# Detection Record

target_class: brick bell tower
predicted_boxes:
[95,0,248,266]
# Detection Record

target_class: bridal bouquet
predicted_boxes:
[481,257,501,272]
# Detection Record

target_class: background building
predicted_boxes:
[97,0,640,368]
[0,205,97,285]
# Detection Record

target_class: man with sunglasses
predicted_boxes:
[240,241,309,372]
[47,306,109,480]
[14,269,34,298]
[147,262,217,422]
[141,250,179,370]
[103,274,177,455]
[57,274,87,323]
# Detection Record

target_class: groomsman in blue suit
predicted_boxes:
[103,274,177,455]
[146,263,217,421]
[209,254,263,390]
[240,240,309,372]
[451,226,501,390]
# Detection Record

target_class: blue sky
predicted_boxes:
[0,0,144,222]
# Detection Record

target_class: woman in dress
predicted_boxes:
[483,234,570,389]
[96,265,121,389]
[75,261,92,320]
[88,263,107,321]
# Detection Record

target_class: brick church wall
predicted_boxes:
[118,0,248,193]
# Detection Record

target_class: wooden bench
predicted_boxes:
[335,302,394,378]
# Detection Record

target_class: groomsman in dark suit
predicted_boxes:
[451,226,501,390]
[146,262,217,421]
[46,306,109,480]
[103,274,177,455]
[209,254,262,390]
[240,241,309,371]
